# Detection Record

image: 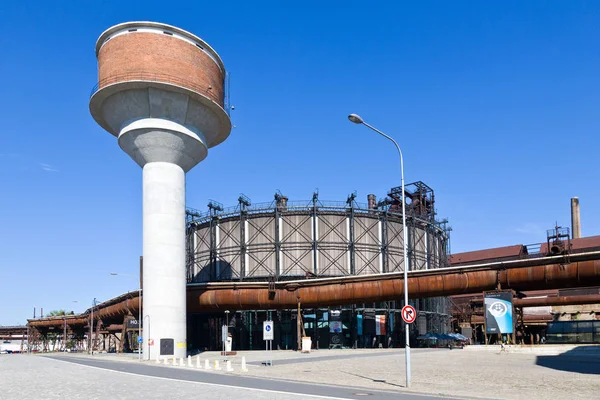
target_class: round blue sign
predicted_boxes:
[265,325,271,332]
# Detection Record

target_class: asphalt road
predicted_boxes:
[45,355,456,400]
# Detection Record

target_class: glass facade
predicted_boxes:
[188,300,451,352]
[546,320,600,344]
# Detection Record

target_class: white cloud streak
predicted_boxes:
[39,163,60,172]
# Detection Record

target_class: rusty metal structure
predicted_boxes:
[186,187,449,282]
[187,253,600,311]
[448,235,600,345]
[23,248,600,350]
[184,186,452,349]
[24,291,142,354]
[24,249,600,350]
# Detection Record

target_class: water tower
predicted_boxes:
[89,22,231,360]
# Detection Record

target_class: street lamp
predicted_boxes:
[110,272,142,362]
[224,310,230,361]
[64,300,78,352]
[348,113,412,388]
[89,297,97,355]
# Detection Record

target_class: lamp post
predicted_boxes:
[224,310,230,361]
[348,113,412,388]
[89,297,97,355]
[110,272,142,362]
[64,300,78,352]
[143,314,151,361]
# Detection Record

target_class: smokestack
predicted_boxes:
[571,197,581,239]
[33,307,36,319]
[276,195,288,211]
[367,194,377,210]
[41,308,43,318]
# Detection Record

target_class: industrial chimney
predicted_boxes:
[571,197,581,239]
[367,194,377,210]
[89,22,232,360]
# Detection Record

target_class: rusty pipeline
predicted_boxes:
[190,259,600,311]
[514,294,600,307]
[28,297,140,329]
[27,316,88,327]
[94,297,140,320]
[26,253,600,329]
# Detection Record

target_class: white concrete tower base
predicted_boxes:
[118,117,208,361]
[143,162,187,360]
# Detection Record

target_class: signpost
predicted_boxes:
[263,320,273,366]
[402,305,416,324]
[222,324,228,361]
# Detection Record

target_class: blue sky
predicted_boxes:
[0,1,598,325]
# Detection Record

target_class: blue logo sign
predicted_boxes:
[138,337,143,343]
[485,291,513,334]
[265,325,271,332]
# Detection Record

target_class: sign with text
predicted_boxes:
[263,320,274,341]
[126,319,142,330]
[485,291,513,334]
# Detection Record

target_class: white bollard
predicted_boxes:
[196,355,201,369]
[172,357,177,366]
[187,355,192,367]
[205,359,211,370]
[226,360,233,372]
[214,360,221,370]
[163,357,168,365]
[179,358,185,367]
[156,354,160,364]
[241,356,248,372]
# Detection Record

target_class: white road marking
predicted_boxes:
[46,356,356,400]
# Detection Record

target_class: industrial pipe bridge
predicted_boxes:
[26,250,600,331]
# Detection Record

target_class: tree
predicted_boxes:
[46,310,68,316]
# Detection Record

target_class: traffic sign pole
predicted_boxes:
[263,320,274,366]
[401,304,416,386]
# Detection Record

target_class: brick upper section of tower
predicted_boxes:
[97,32,224,107]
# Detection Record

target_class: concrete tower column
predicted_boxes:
[142,162,186,356]
[90,22,232,360]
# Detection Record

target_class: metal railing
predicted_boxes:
[185,200,444,234]
[90,72,227,113]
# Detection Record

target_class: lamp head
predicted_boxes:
[348,113,364,124]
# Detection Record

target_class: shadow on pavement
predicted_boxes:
[536,346,600,375]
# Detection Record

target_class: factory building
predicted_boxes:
[185,185,452,351]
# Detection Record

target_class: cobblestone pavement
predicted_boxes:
[2,347,598,400]
[0,354,446,400]
[216,347,600,400]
